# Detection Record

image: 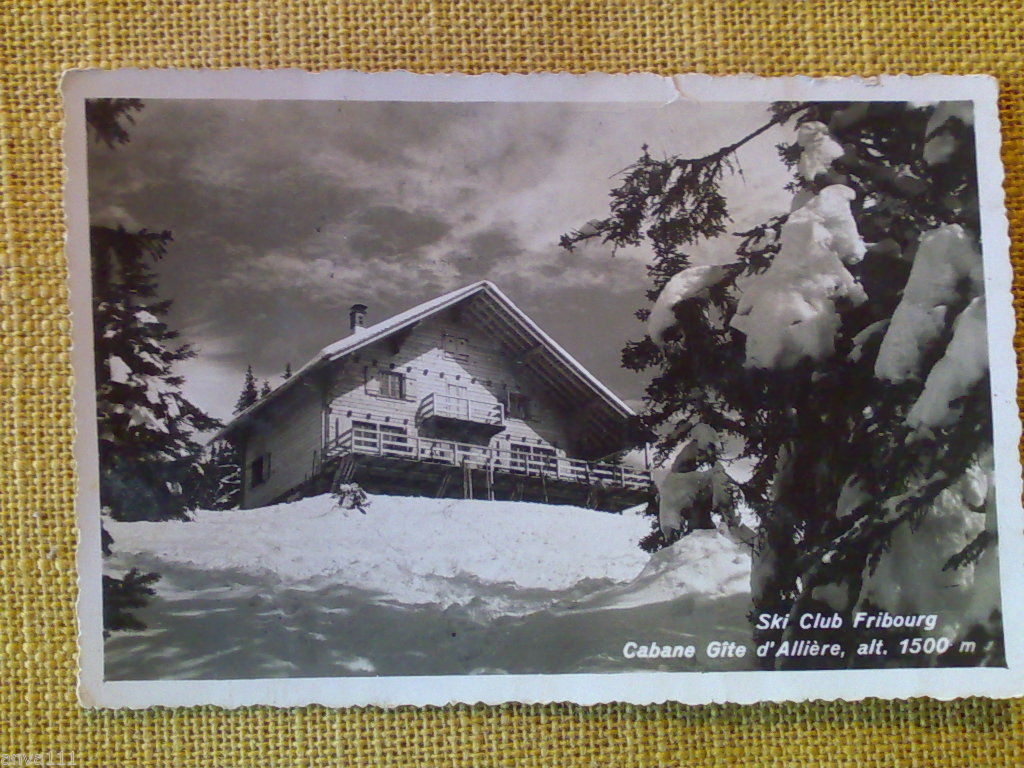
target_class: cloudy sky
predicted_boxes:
[87,97,793,423]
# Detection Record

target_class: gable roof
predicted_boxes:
[219,280,637,444]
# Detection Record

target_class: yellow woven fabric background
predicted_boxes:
[2,1,1023,765]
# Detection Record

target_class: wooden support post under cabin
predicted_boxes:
[463,462,473,499]
[329,454,356,495]
[436,470,452,498]
[585,476,607,510]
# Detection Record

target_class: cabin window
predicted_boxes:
[507,392,532,420]
[378,371,406,400]
[443,334,469,361]
[250,453,271,488]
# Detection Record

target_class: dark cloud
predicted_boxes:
[452,227,522,277]
[86,97,789,420]
[346,205,452,262]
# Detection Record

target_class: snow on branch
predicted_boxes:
[875,224,983,383]
[729,185,867,369]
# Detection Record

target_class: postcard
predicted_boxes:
[65,69,1022,707]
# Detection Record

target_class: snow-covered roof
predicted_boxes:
[219,280,636,440]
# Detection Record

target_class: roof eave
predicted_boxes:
[478,281,637,420]
[213,356,327,442]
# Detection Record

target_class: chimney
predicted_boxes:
[349,303,368,333]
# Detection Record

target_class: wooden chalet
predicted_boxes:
[219,281,653,512]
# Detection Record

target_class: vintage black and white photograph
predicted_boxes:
[67,72,1021,707]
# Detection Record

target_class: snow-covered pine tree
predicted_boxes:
[88,98,216,634]
[260,380,272,398]
[283,362,292,380]
[92,225,221,521]
[564,101,999,667]
[193,439,242,510]
[234,365,259,414]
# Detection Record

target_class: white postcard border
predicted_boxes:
[64,69,1022,708]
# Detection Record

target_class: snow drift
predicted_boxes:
[104,494,753,679]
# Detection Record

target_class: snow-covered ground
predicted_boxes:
[104,494,752,679]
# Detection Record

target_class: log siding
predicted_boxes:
[324,313,574,457]
[226,282,649,509]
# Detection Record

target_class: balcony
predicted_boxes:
[417,392,506,438]
[324,423,652,492]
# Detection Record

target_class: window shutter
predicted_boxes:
[364,366,380,395]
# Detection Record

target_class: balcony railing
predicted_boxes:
[324,423,651,491]
[418,392,505,427]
